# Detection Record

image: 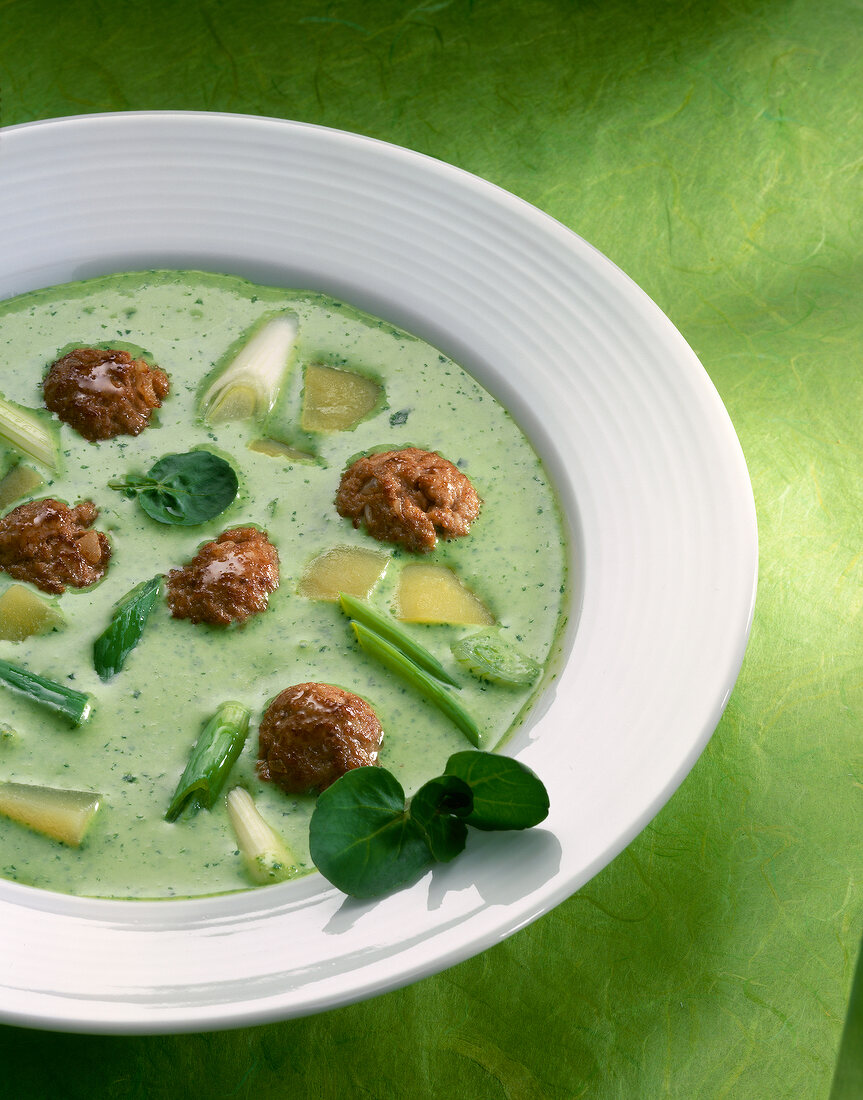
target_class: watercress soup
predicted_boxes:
[0,270,568,899]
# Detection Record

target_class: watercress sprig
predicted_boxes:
[108,450,238,526]
[308,751,549,898]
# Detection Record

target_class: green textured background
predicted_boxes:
[1,1,861,1096]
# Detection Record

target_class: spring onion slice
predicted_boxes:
[350,621,481,746]
[166,701,250,822]
[339,593,459,686]
[93,574,162,680]
[0,395,60,471]
[0,658,92,725]
[198,313,298,424]
[226,787,300,884]
[451,628,541,686]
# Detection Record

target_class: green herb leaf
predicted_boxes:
[93,574,162,680]
[108,451,238,526]
[308,753,549,898]
[444,751,549,831]
[451,628,541,686]
[409,774,473,862]
[308,767,434,898]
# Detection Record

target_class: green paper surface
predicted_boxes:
[1,0,862,1095]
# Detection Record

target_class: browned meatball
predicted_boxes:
[336,446,481,552]
[0,498,111,594]
[165,526,279,626]
[43,347,170,441]
[257,682,383,793]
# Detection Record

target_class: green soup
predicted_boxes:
[0,270,568,899]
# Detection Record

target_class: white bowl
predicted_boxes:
[0,112,757,1033]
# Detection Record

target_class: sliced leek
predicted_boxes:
[226,787,300,884]
[351,621,481,745]
[199,313,298,424]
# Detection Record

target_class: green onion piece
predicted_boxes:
[350,621,481,746]
[198,313,298,424]
[0,658,92,725]
[226,787,300,885]
[166,701,250,822]
[451,628,541,686]
[0,395,60,471]
[93,574,162,681]
[339,593,459,686]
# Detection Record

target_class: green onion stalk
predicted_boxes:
[339,593,460,686]
[0,658,92,726]
[166,701,251,821]
[350,621,481,746]
[0,396,60,471]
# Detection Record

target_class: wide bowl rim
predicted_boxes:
[0,110,757,1033]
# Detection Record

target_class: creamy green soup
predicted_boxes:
[0,270,568,899]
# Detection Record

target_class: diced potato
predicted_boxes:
[0,464,44,510]
[396,563,495,625]
[0,782,101,846]
[301,363,382,431]
[298,545,390,601]
[248,438,317,463]
[0,584,65,642]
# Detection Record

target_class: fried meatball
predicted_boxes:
[336,446,481,552]
[165,526,279,626]
[257,682,383,793]
[43,347,170,441]
[0,498,111,594]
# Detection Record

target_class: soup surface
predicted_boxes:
[0,270,568,898]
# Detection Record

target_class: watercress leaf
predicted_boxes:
[409,774,473,862]
[443,751,550,831]
[309,767,434,898]
[108,451,238,526]
[141,451,238,525]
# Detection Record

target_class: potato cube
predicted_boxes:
[298,546,390,601]
[0,464,44,510]
[0,584,65,641]
[301,364,382,431]
[396,563,494,625]
[0,782,101,846]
